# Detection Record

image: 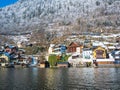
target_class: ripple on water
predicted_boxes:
[0,68,120,90]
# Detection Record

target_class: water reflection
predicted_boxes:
[0,68,120,90]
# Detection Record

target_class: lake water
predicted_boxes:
[0,68,120,90]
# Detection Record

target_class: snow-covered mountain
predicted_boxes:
[0,0,120,34]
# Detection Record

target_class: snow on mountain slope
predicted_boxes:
[0,0,120,34]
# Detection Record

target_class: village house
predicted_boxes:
[17,42,23,48]
[4,46,11,53]
[4,45,18,54]
[48,44,61,55]
[66,42,84,67]
[93,46,107,59]
[116,36,120,43]
[48,44,67,55]
[92,46,115,64]
[0,54,9,66]
[68,53,82,67]
[3,45,18,62]
[67,42,83,54]
[111,49,120,64]
[82,48,92,59]
[107,46,116,52]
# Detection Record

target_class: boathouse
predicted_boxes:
[93,46,107,59]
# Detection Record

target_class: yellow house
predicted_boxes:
[93,46,106,59]
[0,54,9,62]
[0,54,9,66]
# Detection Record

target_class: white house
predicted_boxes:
[48,44,54,55]
[68,52,82,67]
[48,44,61,55]
[17,42,23,48]
[82,48,92,59]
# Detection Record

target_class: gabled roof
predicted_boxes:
[83,48,92,51]
[92,46,106,51]
[68,42,82,47]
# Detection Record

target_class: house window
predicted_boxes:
[96,50,104,59]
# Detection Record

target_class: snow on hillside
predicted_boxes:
[0,0,120,33]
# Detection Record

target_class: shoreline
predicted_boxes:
[1,64,120,69]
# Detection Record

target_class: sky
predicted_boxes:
[0,0,18,8]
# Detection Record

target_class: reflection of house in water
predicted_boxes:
[93,46,107,59]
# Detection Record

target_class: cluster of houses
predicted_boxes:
[0,44,37,68]
[48,40,120,67]
[0,32,120,68]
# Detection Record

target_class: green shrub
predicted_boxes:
[48,55,57,66]
[48,54,70,66]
